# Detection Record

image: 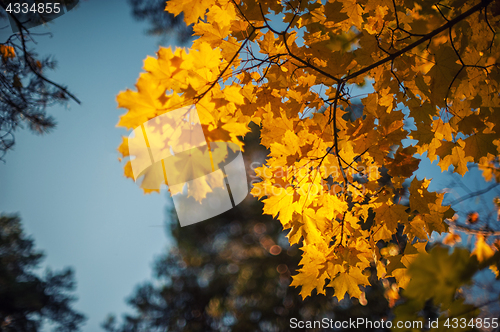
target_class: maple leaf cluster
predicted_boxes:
[117,0,500,302]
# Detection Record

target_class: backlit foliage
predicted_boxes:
[117,0,500,307]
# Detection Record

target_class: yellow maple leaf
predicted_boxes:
[262,186,296,226]
[223,85,245,105]
[287,209,326,245]
[375,204,409,231]
[329,267,369,300]
[290,268,327,299]
[0,45,15,60]
[116,75,167,130]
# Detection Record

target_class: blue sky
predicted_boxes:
[0,1,174,330]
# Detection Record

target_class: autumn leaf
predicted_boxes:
[405,246,478,309]
[329,267,370,300]
[463,132,499,162]
[374,204,408,232]
[409,178,436,214]
[165,0,213,25]
[472,235,495,262]
[0,45,15,60]
[290,268,327,299]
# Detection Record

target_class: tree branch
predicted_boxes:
[447,182,500,206]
